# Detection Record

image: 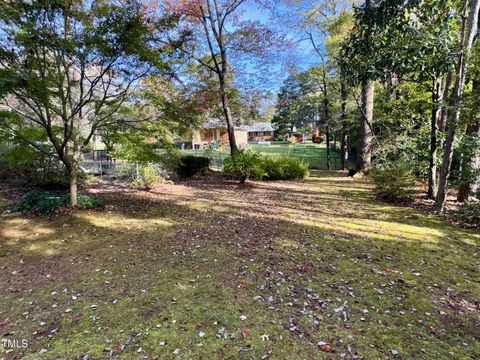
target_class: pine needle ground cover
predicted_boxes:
[0,172,478,359]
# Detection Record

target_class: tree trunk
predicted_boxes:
[340,80,348,170]
[219,77,238,156]
[321,67,331,170]
[438,72,453,139]
[326,123,331,170]
[457,122,480,202]
[457,184,470,202]
[69,164,78,207]
[341,133,348,170]
[435,0,480,212]
[357,79,374,174]
[470,79,480,197]
[457,79,480,202]
[428,78,443,199]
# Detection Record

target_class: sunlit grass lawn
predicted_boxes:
[180,142,344,169]
[0,171,479,359]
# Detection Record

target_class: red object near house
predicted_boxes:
[294,134,304,142]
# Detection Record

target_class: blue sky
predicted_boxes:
[233,1,324,93]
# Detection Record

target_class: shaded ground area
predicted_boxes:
[0,171,479,359]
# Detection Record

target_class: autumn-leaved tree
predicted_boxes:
[160,0,281,155]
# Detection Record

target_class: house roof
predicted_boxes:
[200,118,225,129]
[240,122,276,132]
[200,118,245,131]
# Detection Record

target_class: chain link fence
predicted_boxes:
[81,144,356,180]
[80,161,168,181]
[182,146,354,171]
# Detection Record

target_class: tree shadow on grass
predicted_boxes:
[0,174,479,358]
[177,172,478,247]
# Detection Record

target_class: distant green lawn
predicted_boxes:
[181,142,344,169]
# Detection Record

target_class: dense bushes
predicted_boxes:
[452,201,480,226]
[13,190,101,214]
[371,160,416,202]
[0,158,71,189]
[223,149,308,183]
[223,150,265,183]
[13,190,64,214]
[177,155,210,178]
[261,156,309,180]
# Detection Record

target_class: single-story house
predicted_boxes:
[240,122,277,142]
[190,118,248,150]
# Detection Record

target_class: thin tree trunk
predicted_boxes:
[320,62,331,170]
[219,77,238,156]
[69,164,78,207]
[341,133,348,170]
[457,79,480,201]
[438,72,453,139]
[198,3,238,156]
[357,79,374,174]
[435,0,480,212]
[326,123,331,170]
[470,78,480,197]
[457,122,480,201]
[340,80,348,170]
[428,78,443,199]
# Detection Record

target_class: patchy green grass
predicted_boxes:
[0,171,479,359]
[181,142,343,170]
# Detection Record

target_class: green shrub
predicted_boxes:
[452,201,480,226]
[74,195,102,208]
[132,165,166,190]
[371,160,416,202]
[261,156,309,180]
[13,190,63,214]
[223,151,309,183]
[177,155,210,178]
[13,190,100,214]
[223,149,266,183]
